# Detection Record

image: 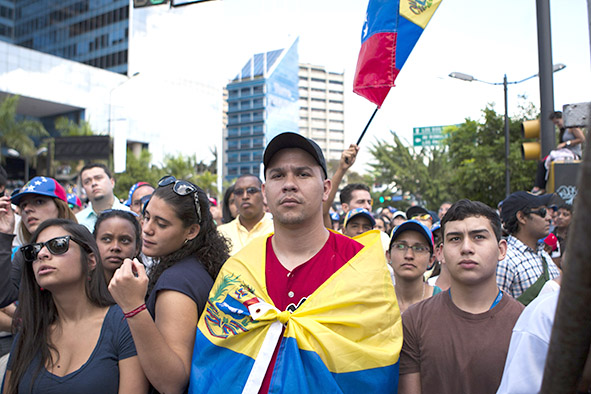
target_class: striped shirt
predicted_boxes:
[496,235,560,298]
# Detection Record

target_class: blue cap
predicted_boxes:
[67,193,82,208]
[344,208,376,228]
[330,211,340,222]
[11,176,68,206]
[389,219,434,253]
[124,182,152,206]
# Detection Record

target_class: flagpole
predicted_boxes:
[356,106,379,146]
[345,106,379,165]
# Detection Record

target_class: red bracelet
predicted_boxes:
[124,304,147,319]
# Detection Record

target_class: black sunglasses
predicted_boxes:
[526,207,547,218]
[21,235,92,263]
[157,176,202,223]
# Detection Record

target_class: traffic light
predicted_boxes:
[379,196,385,203]
[521,119,541,160]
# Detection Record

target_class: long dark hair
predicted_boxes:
[146,181,230,295]
[7,219,113,394]
[222,184,236,224]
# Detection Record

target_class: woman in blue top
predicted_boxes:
[3,219,147,394]
[108,176,230,393]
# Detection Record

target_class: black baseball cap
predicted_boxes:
[406,206,431,220]
[500,191,554,224]
[263,132,328,179]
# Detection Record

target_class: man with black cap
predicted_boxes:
[496,191,560,305]
[190,132,401,393]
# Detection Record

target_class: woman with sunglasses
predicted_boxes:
[94,210,142,281]
[109,176,230,393]
[3,219,147,394]
[0,177,78,357]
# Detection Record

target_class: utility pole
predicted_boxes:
[536,0,557,157]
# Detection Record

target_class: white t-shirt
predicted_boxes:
[496,289,560,394]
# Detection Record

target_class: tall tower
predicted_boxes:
[298,63,345,162]
[223,39,300,182]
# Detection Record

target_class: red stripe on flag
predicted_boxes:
[353,32,400,108]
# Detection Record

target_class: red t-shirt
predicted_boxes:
[259,231,364,393]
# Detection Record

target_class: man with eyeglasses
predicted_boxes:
[496,191,560,305]
[398,199,524,394]
[217,174,273,255]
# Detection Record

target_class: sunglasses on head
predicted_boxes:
[526,207,547,218]
[21,235,92,263]
[157,176,202,223]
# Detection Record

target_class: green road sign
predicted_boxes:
[413,126,447,147]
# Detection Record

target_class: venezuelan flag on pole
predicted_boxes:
[189,230,402,394]
[353,0,443,107]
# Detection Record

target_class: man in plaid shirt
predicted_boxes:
[496,191,560,303]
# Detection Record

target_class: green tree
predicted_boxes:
[114,149,164,199]
[446,105,537,207]
[0,95,48,161]
[54,117,96,136]
[194,170,218,197]
[369,131,454,211]
[163,152,219,195]
[163,153,199,184]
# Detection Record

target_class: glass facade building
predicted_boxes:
[0,0,129,74]
[224,39,299,181]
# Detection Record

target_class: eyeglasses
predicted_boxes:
[390,243,431,254]
[158,176,202,223]
[411,214,432,221]
[232,187,261,197]
[526,208,547,218]
[21,235,92,263]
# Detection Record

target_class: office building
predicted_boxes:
[223,39,299,182]
[1,0,130,74]
[298,63,345,162]
[223,40,347,182]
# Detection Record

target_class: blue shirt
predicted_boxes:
[8,305,137,394]
[76,197,129,232]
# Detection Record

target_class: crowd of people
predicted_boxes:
[0,129,586,393]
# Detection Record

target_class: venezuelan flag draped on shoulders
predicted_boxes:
[189,230,402,394]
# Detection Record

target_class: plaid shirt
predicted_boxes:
[496,235,560,298]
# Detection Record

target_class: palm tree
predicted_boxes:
[0,95,48,163]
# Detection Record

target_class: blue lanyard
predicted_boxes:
[490,290,503,310]
[447,289,503,310]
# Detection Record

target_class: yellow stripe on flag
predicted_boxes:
[400,0,442,29]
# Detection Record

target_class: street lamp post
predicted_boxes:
[449,63,566,198]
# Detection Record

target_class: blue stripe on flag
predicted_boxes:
[394,15,424,70]
[270,337,399,393]
[361,0,399,44]
[189,331,256,394]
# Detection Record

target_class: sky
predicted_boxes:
[133,0,591,173]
